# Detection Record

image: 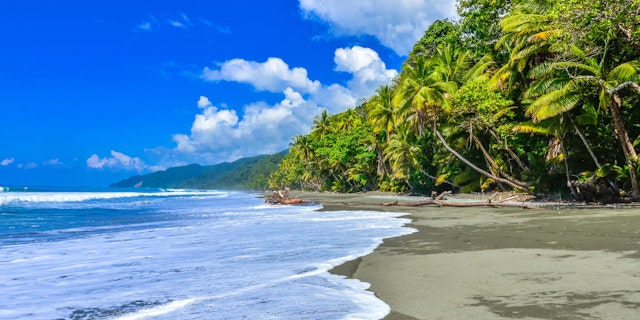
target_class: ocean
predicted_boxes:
[0,187,413,320]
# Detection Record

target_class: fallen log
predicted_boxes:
[280,198,307,205]
[383,199,539,209]
[265,189,308,205]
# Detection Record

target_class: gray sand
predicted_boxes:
[292,192,640,320]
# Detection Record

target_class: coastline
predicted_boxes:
[291,191,640,320]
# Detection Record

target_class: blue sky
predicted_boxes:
[0,0,457,187]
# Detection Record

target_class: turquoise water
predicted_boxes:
[0,188,412,319]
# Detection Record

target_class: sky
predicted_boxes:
[0,0,457,187]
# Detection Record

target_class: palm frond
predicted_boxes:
[513,122,551,135]
[525,78,570,98]
[528,29,559,42]
[526,89,580,121]
[609,61,639,82]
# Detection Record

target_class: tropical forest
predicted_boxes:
[268,0,640,202]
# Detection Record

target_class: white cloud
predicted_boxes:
[172,88,319,163]
[169,20,186,28]
[197,96,213,109]
[1,158,14,166]
[86,151,148,173]
[333,46,398,97]
[178,45,397,163]
[135,21,152,31]
[200,46,395,109]
[201,57,322,93]
[17,162,38,169]
[43,158,63,166]
[215,25,231,35]
[299,0,458,55]
[168,13,192,29]
[134,13,158,32]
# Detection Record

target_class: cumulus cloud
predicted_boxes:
[86,151,148,173]
[299,0,458,55]
[177,45,397,163]
[333,46,398,96]
[200,46,395,110]
[1,158,15,166]
[202,57,321,93]
[172,88,318,163]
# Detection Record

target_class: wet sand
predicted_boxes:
[293,191,640,320]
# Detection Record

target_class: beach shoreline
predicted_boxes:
[290,191,640,320]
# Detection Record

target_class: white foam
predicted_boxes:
[0,191,413,319]
[113,298,200,320]
[0,190,228,206]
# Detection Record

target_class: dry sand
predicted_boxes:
[292,191,640,320]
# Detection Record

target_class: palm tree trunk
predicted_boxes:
[569,116,619,191]
[569,116,602,168]
[471,135,529,188]
[559,140,579,198]
[488,130,529,172]
[610,95,640,198]
[433,123,531,193]
[610,95,638,161]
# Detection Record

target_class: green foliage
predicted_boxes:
[268,0,640,200]
[112,152,285,191]
[457,0,512,58]
[409,19,462,63]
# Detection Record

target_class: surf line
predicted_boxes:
[111,265,334,320]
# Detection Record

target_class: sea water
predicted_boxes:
[0,187,413,320]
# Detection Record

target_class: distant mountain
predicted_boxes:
[110,151,286,190]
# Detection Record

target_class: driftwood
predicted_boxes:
[382,191,539,209]
[265,188,308,205]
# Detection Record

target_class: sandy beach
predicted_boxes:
[292,191,640,320]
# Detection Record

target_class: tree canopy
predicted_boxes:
[269,0,640,202]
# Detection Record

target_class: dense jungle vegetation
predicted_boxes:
[268,0,640,202]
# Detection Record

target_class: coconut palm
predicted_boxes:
[513,117,578,197]
[490,0,559,96]
[393,56,457,136]
[311,110,333,139]
[368,85,397,142]
[525,44,640,197]
[384,124,421,186]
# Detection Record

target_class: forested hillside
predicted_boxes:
[268,0,640,202]
[111,152,286,190]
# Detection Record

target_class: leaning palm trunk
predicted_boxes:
[609,95,640,198]
[488,130,529,172]
[569,116,619,192]
[434,123,531,193]
[558,140,579,198]
[471,134,528,189]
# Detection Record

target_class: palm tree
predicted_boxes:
[335,108,361,132]
[525,44,640,197]
[384,125,421,186]
[433,121,530,193]
[513,117,579,197]
[490,0,559,96]
[290,135,314,162]
[368,85,396,142]
[311,110,333,139]
[393,56,457,136]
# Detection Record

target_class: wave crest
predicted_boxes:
[0,190,228,206]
